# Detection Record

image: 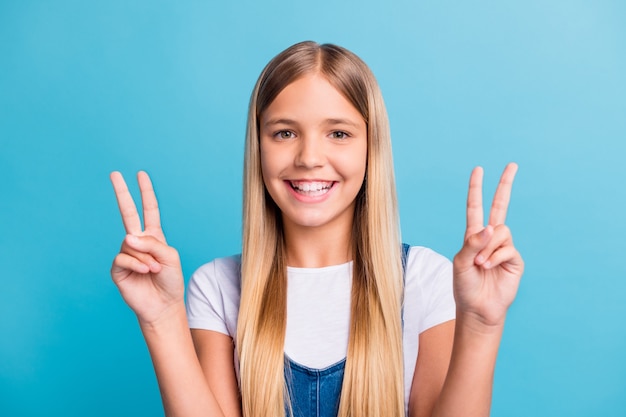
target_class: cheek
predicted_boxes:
[259,141,275,177]
[260,149,280,181]
[259,145,286,200]
[260,159,274,196]
[337,146,367,179]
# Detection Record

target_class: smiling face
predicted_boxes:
[259,73,367,235]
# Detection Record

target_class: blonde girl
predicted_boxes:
[110,41,523,417]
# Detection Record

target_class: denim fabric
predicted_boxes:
[285,357,346,417]
[284,244,411,417]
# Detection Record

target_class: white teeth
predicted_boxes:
[290,181,332,196]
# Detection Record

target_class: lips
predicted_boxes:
[289,180,334,196]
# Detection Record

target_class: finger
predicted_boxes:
[125,234,179,266]
[110,171,142,234]
[465,166,484,239]
[120,237,162,273]
[480,245,523,272]
[488,162,518,226]
[455,225,493,269]
[474,224,512,267]
[137,171,163,234]
[111,252,151,277]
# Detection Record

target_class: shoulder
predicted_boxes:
[187,255,242,301]
[190,255,242,289]
[403,245,455,332]
[405,245,452,280]
[186,255,242,336]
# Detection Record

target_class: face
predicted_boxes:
[259,73,367,234]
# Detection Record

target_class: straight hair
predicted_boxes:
[238,41,405,417]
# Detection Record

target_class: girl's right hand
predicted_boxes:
[110,171,185,326]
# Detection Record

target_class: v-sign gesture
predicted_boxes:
[453,163,524,328]
[110,171,184,325]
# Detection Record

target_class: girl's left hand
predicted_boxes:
[452,163,524,329]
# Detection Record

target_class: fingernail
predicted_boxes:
[475,255,484,264]
[484,260,492,269]
[481,225,493,238]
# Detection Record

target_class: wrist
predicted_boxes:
[455,310,506,338]
[138,301,188,334]
[447,312,504,378]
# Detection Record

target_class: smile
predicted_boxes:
[289,180,334,196]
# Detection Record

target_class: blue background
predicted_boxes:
[1,1,625,416]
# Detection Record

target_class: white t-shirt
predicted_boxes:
[186,245,456,411]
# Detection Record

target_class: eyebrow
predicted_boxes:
[263,118,299,128]
[324,118,363,128]
[262,118,363,129]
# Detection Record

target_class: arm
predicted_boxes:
[408,320,455,417]
[430,314,504,417]
[409,317,505,417]
[191,329,242,417]
[141,303,227,417]
[409,164,524,417]
[110,171,227,417]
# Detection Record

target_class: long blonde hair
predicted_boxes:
[237,41,404,417]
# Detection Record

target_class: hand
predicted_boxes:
[110,171,184,325]
[452,163,524,329]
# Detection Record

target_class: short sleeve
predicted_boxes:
[405,246,456,333]
[401,246,456,412]
[185,255,242,338]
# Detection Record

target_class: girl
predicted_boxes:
[110,41,523,417]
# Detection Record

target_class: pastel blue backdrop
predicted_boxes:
[1,1,624,416]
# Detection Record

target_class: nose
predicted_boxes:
[294,135,325,168]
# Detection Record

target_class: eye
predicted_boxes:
[331,131,350,140]
[275,130,295,139]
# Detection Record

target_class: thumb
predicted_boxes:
[454,225,493,269]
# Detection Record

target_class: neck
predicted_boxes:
[282,219,353,268]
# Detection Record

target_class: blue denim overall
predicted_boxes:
[284,244,411,417]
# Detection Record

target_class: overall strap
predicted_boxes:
[401,243,410,279]
[400,243,410,328]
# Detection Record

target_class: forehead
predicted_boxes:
[261,74,364,125]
